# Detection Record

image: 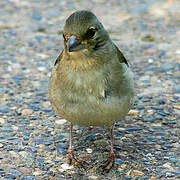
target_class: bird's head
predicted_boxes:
[63,10,110,56]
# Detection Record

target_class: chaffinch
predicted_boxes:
[49,10,134,171]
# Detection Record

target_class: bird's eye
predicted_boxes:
[86,27,96,38]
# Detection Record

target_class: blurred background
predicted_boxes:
[0,0,179,179]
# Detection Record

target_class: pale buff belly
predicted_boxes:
[52,91,133,127]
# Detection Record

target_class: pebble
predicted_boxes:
[173,84,180,93]
[0,107,10,113]
[173,170,180,175]
[169,158,180,163]
[21,109,33,116]
[28,146,37,153]
[158,50,166,57]
[86,148,93,153]
[151,106,163,110]
[148,177,156,180]
[55,119,67,125]
[60,163,73,171]
[155,114,163,120]
[10,169,22,177]
[143,118,155,122]
[57,143,68,155]
[0,143,4,148]
[128,109,139,115]
[33,170,43,176]
[132,170,144,176]
[88,175,99,180]
[0,118,5,124]
[4,175,16,179]
[120,164,127,169]
[160,63,174,72]
[32,9,42,21]
[154,98,166,104]
[137,106,145,110]
[18,167,31,175]
[21,176,36,180]
[115,158,124,165]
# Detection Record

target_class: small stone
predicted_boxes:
[21,109,33,116]
[117,168,124,173]
[124,175,131,180]
[0,143,4,148]
[0,118,5,124]
[155,114,163,120]
[143,118,155,122]
[148,58,154,63]
[55,119,67,125]
[132,170,144,176]
[148,177,156,180]
[115,158,124,165]
[28,41,35,47]
[38,66,46,71]
[160,63,174,72]
[4,175,16,179]
[128,109,139,115]
[169,158,180,163]
[137,106,145,110]
[60,163,73,171]
[57,143,68,155]
[1,158,11,164]
[10,169,22,177]
[18,167,31,175]
[32,9,42,21]
[86,148,92,153]
[157,50,166,57]
[151,106,163,110]
[173,105,180,110]
[12,125,18,131]
[154,97,166,104]
[21,176,36,180]
[163,162,174,170]
[9,151,19,158]
[173,170,180,175]
[0,107,10,113]
[36,53,49,58]
[42,101,51,108]
[126,127,141,131]
[19,47,26,54]
[173,84,180,93]
[41,108,52,112]
[120,164,127,169]
[33,170,43,176]
[29,146,37,153]
[88,175,99,180]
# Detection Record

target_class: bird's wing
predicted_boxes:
[54,50,64,66]
[114,45,129,67]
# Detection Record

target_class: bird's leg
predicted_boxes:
[67,123,89,168]
[67,123,77,164]
[100,126,115,171]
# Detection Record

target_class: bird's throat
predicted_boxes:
[65,50,100,71]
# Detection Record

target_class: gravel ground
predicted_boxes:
[0,0,180,179]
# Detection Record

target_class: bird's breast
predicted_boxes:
[49,59,134,126]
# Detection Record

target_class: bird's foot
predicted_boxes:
[68,149,90,168]
[99,153,115,173]
[68,149,78,165]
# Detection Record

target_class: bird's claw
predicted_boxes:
[68,150,90,168]
[99,153,115,173]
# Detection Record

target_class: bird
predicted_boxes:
[49,10,134,171]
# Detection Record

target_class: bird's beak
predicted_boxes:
[68,35,83,52]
